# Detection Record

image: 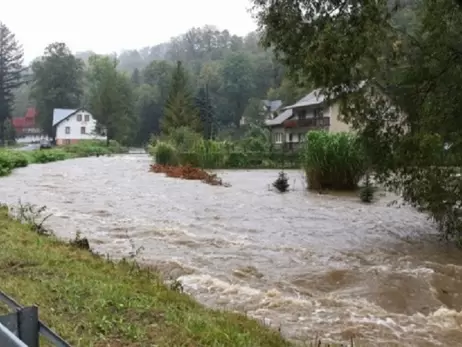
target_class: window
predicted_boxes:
[77,114,82,121]
[84,114,90,122]
[81,127,86,134]
[274,132,283,144]
[65,126,70,134]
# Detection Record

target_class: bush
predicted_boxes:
[273,171,290,192]
[302,131,366,191]
[167,127,203,152]
[153,142,178,165]
[29,149,70,163]
[0,151,32,176]
[3,151,29,168]
[225,152,248,168]
[62,140,127,157]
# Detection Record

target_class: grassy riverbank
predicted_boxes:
[0,206,296,347]
[0,140,127,176]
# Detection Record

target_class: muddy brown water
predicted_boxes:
[1,155,462,346]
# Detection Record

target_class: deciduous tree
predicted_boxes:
[86,55,136,145]
[252,0,462,241]
[31,42,84,139]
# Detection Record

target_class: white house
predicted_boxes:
[52,108,106,145]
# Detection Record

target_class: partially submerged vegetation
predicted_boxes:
[273,171,290,192]
[150,163,227,186]
[0,140,127,176]
[301,131,366,191]
[149,126,301,169]
[0,205,289,346]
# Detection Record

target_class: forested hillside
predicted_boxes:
[13,26,308,145]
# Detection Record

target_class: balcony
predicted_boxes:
[283,117,330,129]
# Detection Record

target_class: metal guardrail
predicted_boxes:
[0,291,71,346]
[0,322,28,347]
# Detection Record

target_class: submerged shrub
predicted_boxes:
[302,131,366,191]
[29,149,70,163]
[273,171,290,192]
[62,140,126,156]
[154,142,178,165]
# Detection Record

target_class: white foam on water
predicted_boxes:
[177,272,462,345]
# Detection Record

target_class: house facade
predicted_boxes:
[265,89,352,149]
[12,108,49,144]
[53,108,106,145]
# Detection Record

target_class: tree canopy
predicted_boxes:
[31,42,84,138]
[252,0,462,241]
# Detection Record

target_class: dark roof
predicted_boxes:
[282,88,325,110]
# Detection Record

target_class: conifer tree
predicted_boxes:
[0,22,24,144]
[161,61,201,135]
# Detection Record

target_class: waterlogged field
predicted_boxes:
[1,154,461,346]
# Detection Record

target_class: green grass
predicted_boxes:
[0,206,295,347]
[0,140,127,176]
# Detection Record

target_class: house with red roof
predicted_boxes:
[12,108,48,143]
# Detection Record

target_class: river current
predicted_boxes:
[1,155,461,346]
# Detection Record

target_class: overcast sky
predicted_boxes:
[3,0,257,63]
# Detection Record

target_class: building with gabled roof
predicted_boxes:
[53,108,106,145]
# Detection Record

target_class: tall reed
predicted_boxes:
[301,131,366,190]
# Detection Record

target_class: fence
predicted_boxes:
[0,290,71,346]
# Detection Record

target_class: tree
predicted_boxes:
[220,53,256,127]
[31,42,84,139]
[241,98,264,127]
[86,55,136,145]
[143,60,173,103]
[131,68,142,86]
[0,22,24,144]
[134,84,162,145]
[161,61,201,134]
[195,85,215,139]
[252,0,462,241]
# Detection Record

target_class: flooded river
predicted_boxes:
[1,155,462,346]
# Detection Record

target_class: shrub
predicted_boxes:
[302,131,366,191]
[0,153,13,176]
[29,149,70,164]
[62,140,126,157]
[167,127,203,152]
[273,171,290,192]
[3,151,29,168]
[153,142,178,165]
[225,152,248,168]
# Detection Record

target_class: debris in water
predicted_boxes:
[150,164,229,187]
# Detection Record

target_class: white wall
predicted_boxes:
[55,110,106,141]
